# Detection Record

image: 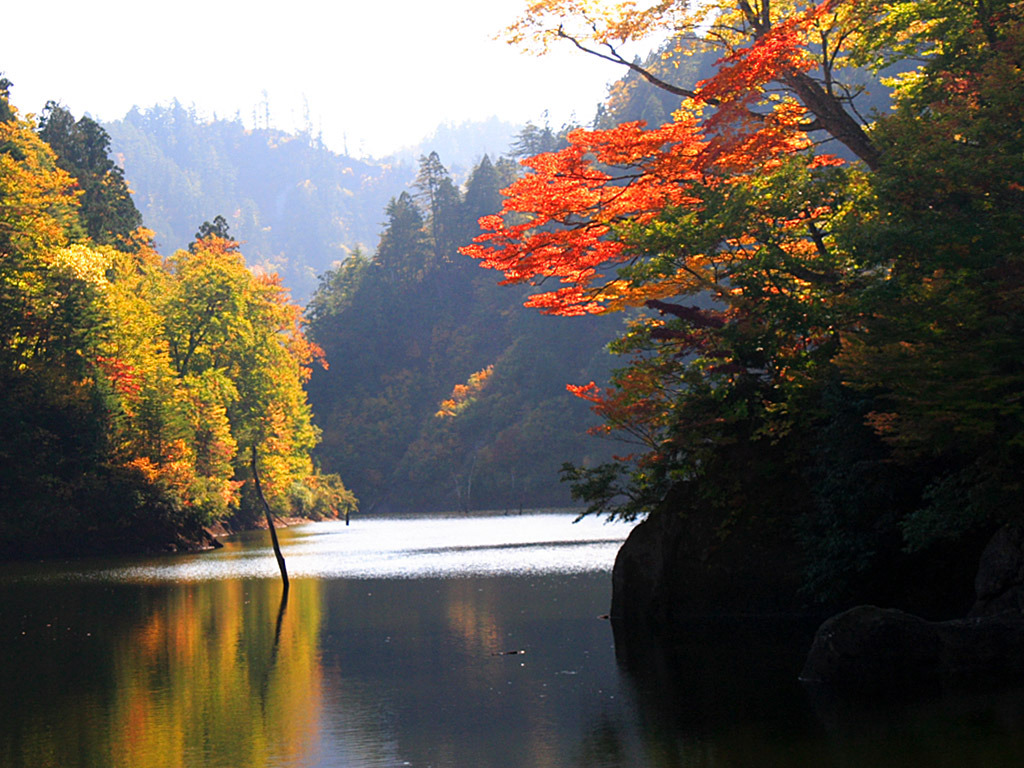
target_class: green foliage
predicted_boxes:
[592,43,718,130]
[509,119,571,157]
[191,214,231,247]
[0,74,14,124]
[37,102,142,247]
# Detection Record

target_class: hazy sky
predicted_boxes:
[4,0,636,158]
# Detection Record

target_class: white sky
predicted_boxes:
[4,0,636,158]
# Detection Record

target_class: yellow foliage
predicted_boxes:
[0,109,79,255]
[51,243,113,286]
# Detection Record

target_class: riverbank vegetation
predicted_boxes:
[465,0,1024,610]
[0,90,353,557]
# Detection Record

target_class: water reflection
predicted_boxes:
[315,575,623,768]
[5,513,1024,768]
[0,578,323,768]
[0,513,632,768]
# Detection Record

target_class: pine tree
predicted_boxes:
[37,102,142,247]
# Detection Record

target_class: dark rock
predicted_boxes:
[800,604,1024,690]
[971,523,1024,617]
[610,506,804,629]
[611,513,685,627]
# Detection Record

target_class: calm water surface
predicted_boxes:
[2,511,1024,767]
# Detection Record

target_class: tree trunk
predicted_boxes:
[251,444,289,590]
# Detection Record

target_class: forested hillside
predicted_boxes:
[104,108,524,303]
[104,103,415,301]
[305,153,621,512]
[98,99,632,515]
[0,86,353,558]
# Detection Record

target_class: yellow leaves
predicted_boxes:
[50,243,113,287]
[505,0,691,53]
[123,439,194,496]
[596,266,708,312]
[0,112,79,255]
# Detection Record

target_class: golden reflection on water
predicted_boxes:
[446,580,503,656]
[112,579,322,768]
[5,579,323,768]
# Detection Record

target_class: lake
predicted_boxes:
[2,511,1024,767]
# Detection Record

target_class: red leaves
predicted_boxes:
[460,118,710,315]
[566,381,602,403]
[95,355,141,398]
[461,3,843,317]
[696,8,823,106]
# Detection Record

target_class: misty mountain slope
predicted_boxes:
[105,102,416,301]
[105,105,528,302]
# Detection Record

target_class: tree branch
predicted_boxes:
[555,26,702,101]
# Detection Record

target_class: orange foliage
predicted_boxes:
[436,365,495,418]
[462,117,711,315]
[463,1,867,316]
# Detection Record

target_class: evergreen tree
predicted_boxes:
[375,192,431,285]
[191,214,232,250]
[510,121,567,158]
[37,102,142,247]
[0,75,14,124]
[414,152,462,261]
[462,155,517,236]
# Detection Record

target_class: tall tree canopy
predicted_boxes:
[464,0,1024,604]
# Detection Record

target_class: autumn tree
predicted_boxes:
[465,0,1024,603]
[1,83,353,556]
[835,1,1024,553]
[162,232,329,516]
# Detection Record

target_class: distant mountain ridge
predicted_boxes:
[104,104,522,302]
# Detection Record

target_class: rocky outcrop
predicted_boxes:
[800,605,1024,690]
[802,523,1024,691]
[610,507,803,628]
[611,513,686,627]
[610,503,1024,691]
[970,523,1024,617]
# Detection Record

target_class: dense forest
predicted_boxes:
[98,103,626,515]
[304,152,620,513]
[0,88,354,557]
[0,80,623,556]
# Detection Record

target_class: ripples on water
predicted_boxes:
[34,511,635,584]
